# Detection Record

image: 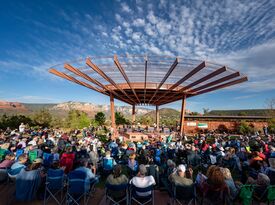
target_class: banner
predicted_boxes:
[198,123,208,128]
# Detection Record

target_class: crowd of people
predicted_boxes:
[0,123,275,204]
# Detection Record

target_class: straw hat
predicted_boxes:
[33,158,43,164]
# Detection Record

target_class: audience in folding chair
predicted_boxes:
[16,158,45,201]
[265,158,275,185]
[247,173,270,200]
[106,165,129,203]
[130,164,156,197]
[103,151,117,173]
[60,146,75,174]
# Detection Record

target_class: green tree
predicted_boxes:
[94,112,106,125]
[33,109,52,128]
[65,109,91,129]
[115,112,129,125]
[237,121,253,135]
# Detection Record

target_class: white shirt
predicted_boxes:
[130,175,156,196]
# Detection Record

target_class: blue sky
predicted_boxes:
[0,0,275,112]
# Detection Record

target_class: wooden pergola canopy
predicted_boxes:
[49,55,248,106]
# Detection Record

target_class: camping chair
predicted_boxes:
[267,185,275,205]
[103,158,114,175]
[16,149,24,160]
[0,148,7,161]
[28,150,38,163]
[238,184,255,205]
[172,183,197,205]
[130,185,154,205]
[44,168,65,205]
[66,170,92,205]
[105,183,128,205]
[43,152,54,168]
[0,168,8,182]
[7,166,24,183]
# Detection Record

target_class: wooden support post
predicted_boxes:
[180,95,186,136]
[156,105,160,132]
[110,94,115,129]
[132,104,135,129]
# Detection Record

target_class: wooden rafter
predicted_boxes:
[86,58,135,104]
[144,56,148,104]
[151,61,205,104]
[63,64,133,104]
[114,55,140,104]
[148,58,179,104]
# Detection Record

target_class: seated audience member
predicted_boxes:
[168,164,193,186]
[128,153,138,173]
[16,158,45,201]
[202,166,229,204]
[247,173,270,199]
[106,164,128,185]
[103,151,117,171]
[10,154,28,171]
[60,146,75,174]
[75,158,96,182]
[0,153,15,169]
[265,157,275,185]
[130,164,156,197]
[221,168,239,200]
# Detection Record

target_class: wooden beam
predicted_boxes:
[180,95,186,135]
[110,94,115,129]
[148,58,179,104]
[156,105,159,132]
[114,55,140,104]
[191,76,248,96]
[190,72,241,93]
[49,68,107,94]
[151,61,205,104]
[86,58,136,104]
[179,66,227,92]
[144,57,148,104]
[132,104,135,129]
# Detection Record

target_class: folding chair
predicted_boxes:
[43,152,54,168]
[105,183,128,205]
[0,168,8,182]
[267,185,275,205]
[130,185,154,205]
[16,149,24,160]
[0,148,7,161]
[172,183,197,205]
[103,158,114,176]
[238,184,255,205]
[7,166,24,183]
[66,170,92,205]
[44,168,65,205]
[28,150,38,163]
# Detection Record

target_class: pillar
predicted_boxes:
[132,104,135,129]
[156,105,159,132]
[180,95,186,136]
[110,94,115,129]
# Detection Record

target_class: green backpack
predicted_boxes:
[239,185,254,205]
[0,148,6,161]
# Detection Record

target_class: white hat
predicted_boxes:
[177,164,186,173]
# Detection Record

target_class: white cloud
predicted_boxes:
[121,2,132,13]
[133,18,145,27]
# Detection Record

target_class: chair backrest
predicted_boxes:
[8,166,24,176]
[0,148,7,161]
[174,183,195,200]
[28,150,38,163]
[67,170,88,194]
[16,149,24,160]
[43,153,54,167]
[239,184,254,205]
[131,185,154,197]
[47,168,64,190]
[266,169,275,185]
[103,158,114,171]
[106,183,128,191]
[267,185,275,202]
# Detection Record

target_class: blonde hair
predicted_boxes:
[221,168,232,180]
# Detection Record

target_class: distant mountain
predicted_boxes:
[144,108,181,119]
[0,100,151,118]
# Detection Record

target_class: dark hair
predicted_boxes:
[113,165,122,178]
